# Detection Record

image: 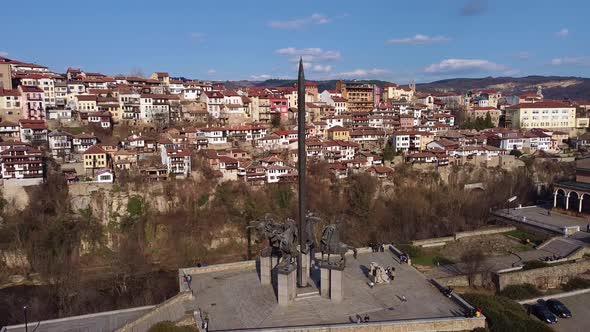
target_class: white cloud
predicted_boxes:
[268,13,331,29]
[312,64,332,73]
[333,68,389,78]
[250,74,272,80]
[190,32,206,43]
[275,47,341,63]
[551,57,590,67]
[515,51,531,60]
[207,69,216,75]
[0,51,8,57]
[424,59,506,74]
[387,34,450,45]
[555,28,569,38]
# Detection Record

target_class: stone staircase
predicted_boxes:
[294,286,320,301]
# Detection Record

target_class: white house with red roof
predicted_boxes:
[19,119,47,144]
[200,91,224,118]
[161,146,192,177]
[0,121,20,140]
[1,145,44,185]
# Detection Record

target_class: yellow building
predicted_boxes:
[506,101,576,129]
[326,125,350,141]
[84,145,108,170]
[336,81,374,112]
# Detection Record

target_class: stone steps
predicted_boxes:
[294,290,320,301]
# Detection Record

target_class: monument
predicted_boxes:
[249,59,358,305]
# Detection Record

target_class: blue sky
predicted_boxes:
[1,0,589,83]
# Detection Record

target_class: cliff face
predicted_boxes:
[69,183,173,226]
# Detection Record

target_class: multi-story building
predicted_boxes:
[382,83,415,102]
[505,101,576,129]
[0,60,11,89]
[54,82,68,107]
[48,130,72,158]
[391,130,434,153]
[83,145,108,171]
[200,91,224,119]
[0,121,20,140]
[161,146,191,177]
[19,119,47,144]
[0,88,22,120]
[336,81,374,112]
[76,94,97,111]
[0,145,44,183]
[73,133,98,153]
[464,89,502,108]
[139,94,170,125]
[19,86,45,120]
[466,106,501,127]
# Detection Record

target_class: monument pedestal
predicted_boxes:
[259,250,272,286]
[300,251,311,287]
[319,262,344,302]
[277,263,297,306]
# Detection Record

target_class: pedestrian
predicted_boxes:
[356,315,362,324]
[402,295,407,302]
[380,244,384,252]
[364,314,370,323]
[587,223,590,233]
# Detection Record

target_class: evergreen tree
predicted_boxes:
[484,112,494,128]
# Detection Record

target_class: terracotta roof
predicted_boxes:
[508,101,573,109]
[19,119,47,129]
[20,86,43,93]
[0,88,21,97]
[84,145,107,154]
[77,95,97,102]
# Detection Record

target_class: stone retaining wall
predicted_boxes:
[223,316,485,331]
[1,305,155,332]
[496,259,590,290]
[411,226,516,247]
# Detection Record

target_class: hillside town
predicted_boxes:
[1,55,589,188]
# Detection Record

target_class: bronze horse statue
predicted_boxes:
[249,215,300,265]
[319,223,357,265]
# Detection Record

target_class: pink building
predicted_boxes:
[269,96,288,114]
[400,115,414,128]
[19,85,45,120]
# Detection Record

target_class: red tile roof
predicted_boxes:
[84,145,107,154]
[508,101,572,109]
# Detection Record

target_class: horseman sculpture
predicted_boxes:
[319,223,357,266]
[249,214,300,266]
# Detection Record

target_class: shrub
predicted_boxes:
[563,277,590,291]
[473,328,491,332]
[498,284,542,300]
[522,260,548,270]
[463,293,554,332]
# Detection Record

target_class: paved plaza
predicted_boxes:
[537,292,590,332]
[188,251,469,330]
[499,206,588,230]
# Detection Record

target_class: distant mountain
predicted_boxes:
[219,76,590,101]
[417,76,590,101]
[224,79,394,92]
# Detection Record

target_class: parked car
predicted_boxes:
[547,299,572,318]
[531,303,558,324]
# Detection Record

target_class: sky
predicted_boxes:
[1,0,590,83]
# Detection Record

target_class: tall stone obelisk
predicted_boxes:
[297,58,307,287]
